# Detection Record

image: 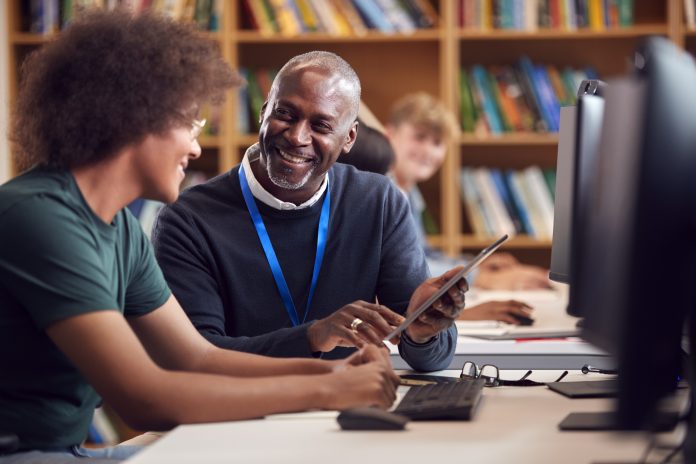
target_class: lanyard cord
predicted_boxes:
[238,165,330,326]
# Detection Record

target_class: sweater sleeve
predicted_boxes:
[152,203,317,358]
[377,183,457,372]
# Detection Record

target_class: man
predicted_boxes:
[153,52,466,371]
[386,93,551,322]
[0,14,407,463]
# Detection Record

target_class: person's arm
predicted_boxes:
[152,202,319,358]
[47,301,399,430]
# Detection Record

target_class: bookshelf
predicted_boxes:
[4,0,692,268]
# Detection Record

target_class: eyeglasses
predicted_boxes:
[459,361,568,387]
[190,118,207,140]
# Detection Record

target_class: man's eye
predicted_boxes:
[275,108,291,118]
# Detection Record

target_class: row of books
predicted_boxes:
[240,0,438,36]
[237,67,278,134]
[23,0,222,34]
[458,0,635,31]
[460,59,598,134]
[460,166,556,239]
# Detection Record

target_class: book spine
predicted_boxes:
[471,65,503,134]
[490,168,524,234]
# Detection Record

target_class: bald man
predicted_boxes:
[153,51,465,372]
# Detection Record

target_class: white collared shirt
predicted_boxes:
[241,144,328,211]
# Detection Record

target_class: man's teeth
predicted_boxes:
[279,150,309,164]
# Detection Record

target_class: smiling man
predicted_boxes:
[153,52,465,371]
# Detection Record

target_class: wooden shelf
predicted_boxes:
[456,235,552,249]
[460,133,559,146]
[457,24,669,40]
[235,29,443,43]
[9,32,53,44]
[6,0,688,263]
[235,134,258,148]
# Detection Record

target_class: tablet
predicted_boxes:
[384,234,509,341]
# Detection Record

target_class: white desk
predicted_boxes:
[125,372,682,464]
[391,289,614,370]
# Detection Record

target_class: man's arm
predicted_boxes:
[152,203,318,358]
[47,300,398,430]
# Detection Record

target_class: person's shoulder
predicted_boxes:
[0,168,72,217]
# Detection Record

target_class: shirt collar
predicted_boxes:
[241,143,329,211]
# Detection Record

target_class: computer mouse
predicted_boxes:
[336,407,409,431]
[512,314,535,326]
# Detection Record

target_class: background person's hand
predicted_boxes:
[404,267,469,343]
[478,251,519,271]
[322,347,400,410]
[458,300,533,325]
[307,301,404,352]
[475,264,551,290]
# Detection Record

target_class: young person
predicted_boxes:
[0,12,404,463]
[153,52,468,371]
[386,93,552,323]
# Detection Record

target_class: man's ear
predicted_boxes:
[341,121,359,154]
[259,101,268,125]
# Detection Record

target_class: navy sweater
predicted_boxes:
[152,162,456,371]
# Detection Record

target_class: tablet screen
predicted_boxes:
[383,234,509,341]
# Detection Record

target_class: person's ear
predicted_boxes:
[259,101,268,125]
[341,121,359,154]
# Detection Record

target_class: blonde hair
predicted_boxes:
[387,92,458,143]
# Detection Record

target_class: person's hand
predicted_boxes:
[321,346,400,410]
[478,252,519,271]
[458,300,533,325]
[475,264,551,290]
[307,301,405,353]
[404,267,469,343]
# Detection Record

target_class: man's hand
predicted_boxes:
[404,267,469,343]
[458,300,533,325]
[478,251,519,271]
[321,345,400,410]
[475,264,551,290]
[307,301,405,353]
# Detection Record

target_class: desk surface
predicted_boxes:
[126,372,672,464]
[391,288,614,370]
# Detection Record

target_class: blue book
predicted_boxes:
[518,57,552,131]
[471,65,503,134]
[503,170,534,236]
[533,65,560,131]
[237,68,251,134]
[352,0,395,32]
[490,169,524,234]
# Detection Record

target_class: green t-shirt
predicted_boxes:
[0,168,171,450]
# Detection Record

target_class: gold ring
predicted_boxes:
[350,318,364,333]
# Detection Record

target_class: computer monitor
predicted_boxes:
[549,81,606,319]
[570,37,696,433]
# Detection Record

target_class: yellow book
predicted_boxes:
[268,0,301,36]
[295,0,320,32]
[588,0,605,30]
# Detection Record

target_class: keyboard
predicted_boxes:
[393,378,485,420]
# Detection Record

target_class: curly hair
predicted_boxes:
[11,9,239,170]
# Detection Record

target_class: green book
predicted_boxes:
[459,69,476,132]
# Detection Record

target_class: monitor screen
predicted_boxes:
[571,37,696,430]
[549,83,605,310]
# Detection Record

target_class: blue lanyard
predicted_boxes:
[238,165,330,327]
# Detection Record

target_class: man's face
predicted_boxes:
[257,67,357,201]
[389,122,447,186]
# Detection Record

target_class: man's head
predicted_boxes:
[11,9,237,200]
[255,51,361,203]
[386,93,458,190]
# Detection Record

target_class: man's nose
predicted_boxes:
[285,121,312,145]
